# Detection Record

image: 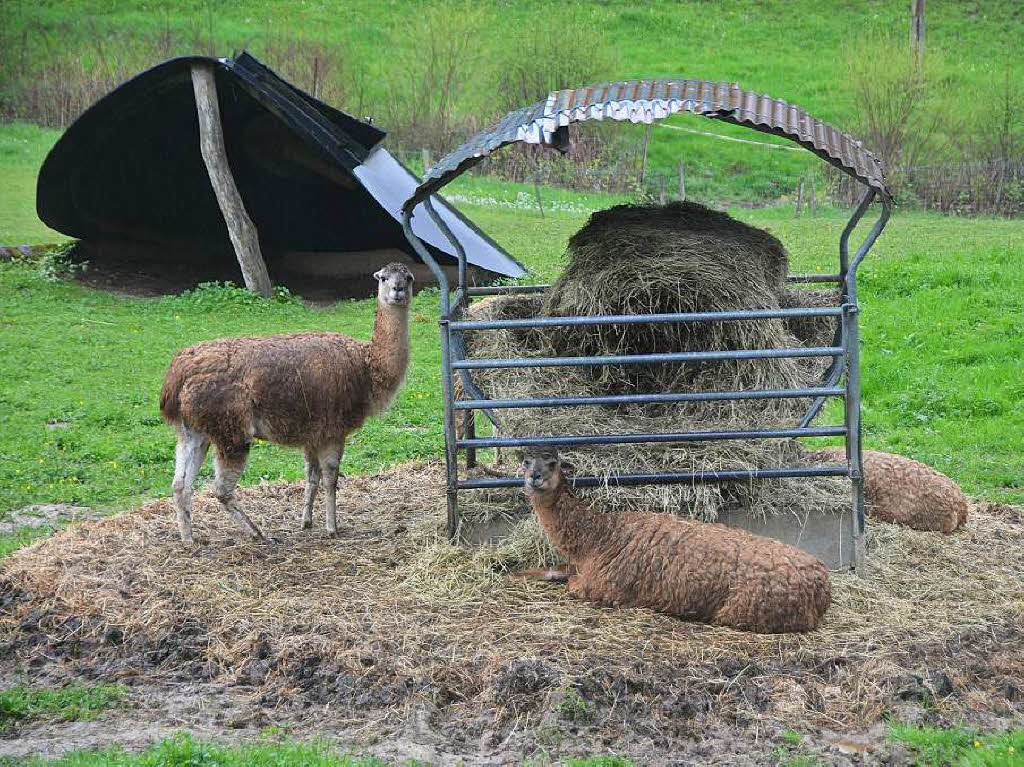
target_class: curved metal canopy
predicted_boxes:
[403,78,891,213]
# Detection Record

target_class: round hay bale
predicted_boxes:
[454,203,850,523]
[542,202,804,396]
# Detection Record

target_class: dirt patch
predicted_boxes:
[66,247,383,305]
[1,504,96,534]
[1,462,1022,762]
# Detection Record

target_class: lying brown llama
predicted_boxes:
[807,448,968,532]
[159,263,414,544]
[521,446,831,633]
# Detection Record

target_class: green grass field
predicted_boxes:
[3,0,1022,200]
[0,121,1021,533]
[0,684,127,733]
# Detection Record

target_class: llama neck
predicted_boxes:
[367,302,410,413]
[529,484,597,563]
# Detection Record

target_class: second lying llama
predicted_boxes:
[159,263,414,545]
[521,445,831,634]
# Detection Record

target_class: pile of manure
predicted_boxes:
[2,472,1021,743]
[457,202,846,522]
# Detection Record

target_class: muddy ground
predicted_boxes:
[1,466,1022,764]
[0,660,1012,765]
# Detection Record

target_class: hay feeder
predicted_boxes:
[400,79,893,573]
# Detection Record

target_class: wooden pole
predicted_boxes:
[191,63,272,298]
[808,173,816,218]
[533,179,545,218]
[659,174,667,205]
[796,179,804,218]
[911,0,926,62]
[677,163,686,201]
[637,123,653,187]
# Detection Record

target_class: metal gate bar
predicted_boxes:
[451,306,843,331]
[454,387,844,409]
[459,426,846,449]
[459,465,850,490]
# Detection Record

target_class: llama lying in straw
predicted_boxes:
[521,446,831,634]
[806,448,968,533]
[159,263,414,544]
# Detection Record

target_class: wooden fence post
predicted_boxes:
[637,123,653,187]
[191,63,272,298]
[659,174,667,205]
[808,173,816,218]
[796,179,804,218]
[911,0,926,62]
[677,163,686,201]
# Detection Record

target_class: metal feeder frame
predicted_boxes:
[400,80,892,573]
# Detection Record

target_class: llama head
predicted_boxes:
[374,262,415,307]
[522,445,572,493]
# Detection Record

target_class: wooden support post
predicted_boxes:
[911,0,926,62]
[796,179,804,218]
[659,174,667,205]
[533,179,545,218]
[808,174,816,218]
[677,162,686,201]
[191,63,272,298]
[421,148,432,174]
[637,123,653,187]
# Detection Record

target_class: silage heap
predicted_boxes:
[460,202,846,525]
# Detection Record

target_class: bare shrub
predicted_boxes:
[378,2,486,153]
[843,35,961,196]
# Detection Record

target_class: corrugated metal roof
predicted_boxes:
[403,79,890,212]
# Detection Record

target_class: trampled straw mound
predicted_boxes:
[457,202,845,521]
[2,469,1022,748]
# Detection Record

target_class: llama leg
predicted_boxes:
[301,448,321,530]
[319,442,344,536]
[212,447,266,541]
[171,425,209,545]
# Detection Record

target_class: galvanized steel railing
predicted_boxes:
[402,187,890,574]
[399,80,892,573]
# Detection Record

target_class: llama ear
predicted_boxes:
[559,460,577,475]
[373,269,385,281]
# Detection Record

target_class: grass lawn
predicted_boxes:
[3,0,1023,200]
[0,123,69,245]
[1,199,1022,525]
[1,118,1022,528]
[0,684,126,733]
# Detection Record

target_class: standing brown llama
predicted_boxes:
[521,446,831,634]
[159,263,414,544]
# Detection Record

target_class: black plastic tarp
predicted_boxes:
[37,53,525,279]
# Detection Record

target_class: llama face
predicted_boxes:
[522,446,562,492]
[374,262,415,306]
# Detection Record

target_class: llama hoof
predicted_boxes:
[325,529,342,539]
[300,519,313,531]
